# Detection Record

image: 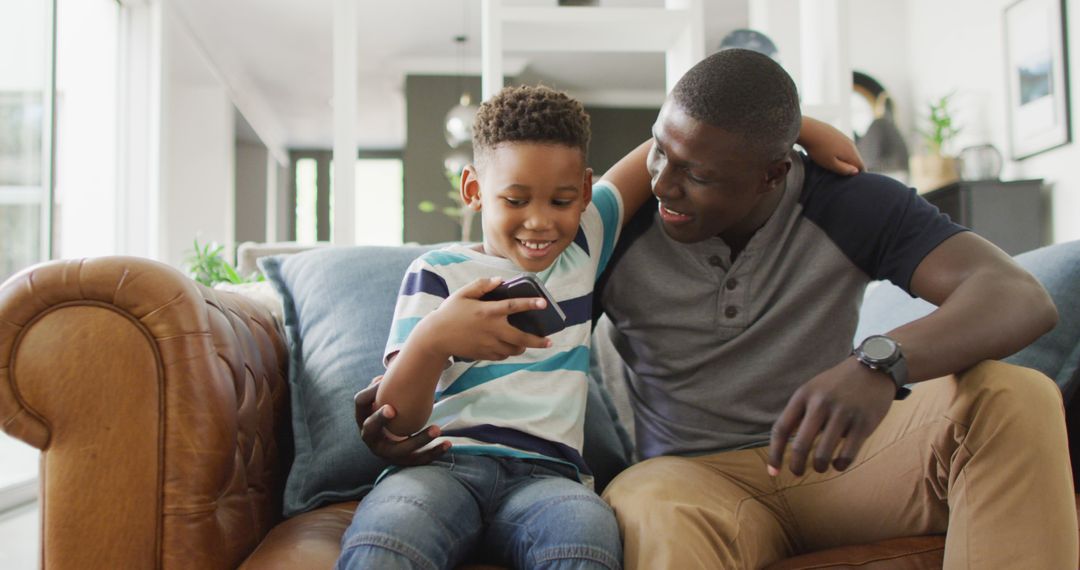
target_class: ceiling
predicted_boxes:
[172,0,747,150]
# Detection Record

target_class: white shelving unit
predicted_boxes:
[480,0,705,101]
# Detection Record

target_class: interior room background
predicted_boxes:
[2,1,1080,567]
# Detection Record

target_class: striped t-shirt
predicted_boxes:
[384,182,624,476]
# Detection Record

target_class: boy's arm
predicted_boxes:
[601,140,654,227]
[602,116,864,227]
[376,277,551,436]
[797,116,864,175]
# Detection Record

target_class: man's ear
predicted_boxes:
[461,164,482,210]
[581,167,594,211]
[762,157,792,192]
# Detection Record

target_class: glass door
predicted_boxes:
[0,0,53,512]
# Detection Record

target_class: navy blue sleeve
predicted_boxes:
[797,154,968,294]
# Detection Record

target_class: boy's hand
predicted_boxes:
[799,116,865,176]
[355,378,449,466]
[421,277,552,361]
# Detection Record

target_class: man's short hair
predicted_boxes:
[472,84,590,169]
[671,48,801,162]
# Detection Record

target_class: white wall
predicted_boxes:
[848,0,913,138]
[235,140,268,246]
[159,9,235,268]
[905,0,1080,243]
[54,0,119,260]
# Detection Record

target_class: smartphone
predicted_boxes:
[480,274,567,337]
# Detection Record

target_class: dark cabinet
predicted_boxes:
[922,179,1046,255]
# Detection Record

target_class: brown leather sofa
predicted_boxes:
[0,256,1073,569]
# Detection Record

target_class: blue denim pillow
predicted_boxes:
[855,240,1080,395]
[261,246,632,517]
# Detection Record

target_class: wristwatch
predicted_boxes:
[853,335,911,400]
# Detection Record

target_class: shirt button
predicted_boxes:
[708,255,723,267]
[725,278,738,291]
[725,305,738,318]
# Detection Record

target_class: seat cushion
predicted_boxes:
[261,245,633,517]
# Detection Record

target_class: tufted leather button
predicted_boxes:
[725,305,738,318]
[725,278,738,291]
[708,255,723,267]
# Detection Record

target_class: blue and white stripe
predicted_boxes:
[383,182,624,471]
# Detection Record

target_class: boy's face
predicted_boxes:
[462,142,592,273]
[647,100,790,243]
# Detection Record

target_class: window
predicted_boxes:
[295,157,318,243]
[0,1,51,283]
[0,0,52,512]
[0,0,120,514]
[292,153,404,246]
[351,158,404,246]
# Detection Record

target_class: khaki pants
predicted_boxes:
[602,361,1078,569]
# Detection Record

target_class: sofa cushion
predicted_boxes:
[261,246,632,517]
[855,240,1080,395]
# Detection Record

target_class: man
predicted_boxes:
[359,49,1076,568]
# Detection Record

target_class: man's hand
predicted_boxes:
[767,357,894,476]
[798,116,865,176]
[355,379,450,466]
[422,277,552,361]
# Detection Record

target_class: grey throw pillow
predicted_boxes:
[261,245,632,517]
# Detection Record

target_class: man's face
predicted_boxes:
[463,143,592,273]
[647,101,780,243]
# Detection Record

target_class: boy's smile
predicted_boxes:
[462,142,592,273]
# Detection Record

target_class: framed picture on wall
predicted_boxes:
[1004,0,1071,160]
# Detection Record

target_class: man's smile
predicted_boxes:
[658,202,693,223]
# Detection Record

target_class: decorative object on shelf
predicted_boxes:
[958,143,1004,180]
[910,92,961,193]
[718,28,779,61]
[853,73,909,183]
[851,71,885,138]
[1004,0,1071,160]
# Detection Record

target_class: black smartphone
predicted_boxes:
[479,274,567,337]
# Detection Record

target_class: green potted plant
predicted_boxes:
[910,92,962,193]
[184,239,263,287]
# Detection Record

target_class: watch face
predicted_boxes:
[862,336,897,361]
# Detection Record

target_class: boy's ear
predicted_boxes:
[460,164,482,210]
[762,157,792,193]
[581,167,594,211]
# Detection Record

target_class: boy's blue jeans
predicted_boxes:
[335,453,622,570]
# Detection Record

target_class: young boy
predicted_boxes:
[337,85,862,570]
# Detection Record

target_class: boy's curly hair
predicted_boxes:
[472,84,590,168]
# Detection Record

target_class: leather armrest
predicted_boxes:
[0,257,291,569]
